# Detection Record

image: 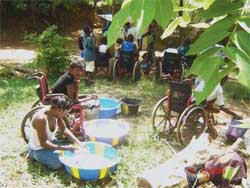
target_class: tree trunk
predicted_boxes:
[112,0,116,14]
[0,0,3,42]
[179,0,184,43]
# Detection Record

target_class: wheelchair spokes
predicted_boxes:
[152,96,179,138]
[177,106,207,145]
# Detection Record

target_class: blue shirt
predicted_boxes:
[83,36,95,61]
[121,41,136,52]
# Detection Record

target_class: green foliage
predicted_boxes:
[107,0,173,47]
[155,0,173,28]
[108,0,250,104]
[0,77,37,111]
[187,15,237,55]
[224,81,250,102]
[200,0,245,18]
[24,25,71,76]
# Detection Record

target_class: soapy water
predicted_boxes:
[61,151,113,169]
[85,123,128,138]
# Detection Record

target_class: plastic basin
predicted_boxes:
[99,97,120,119]
[83,119,130,146]
[121,98,141,116]
[59,142,120,180]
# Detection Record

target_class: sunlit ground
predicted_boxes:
[0,49,36,63]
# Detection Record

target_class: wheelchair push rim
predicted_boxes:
[132,61,142,82]
[152,96,180,139]
[176,105,207,146]
[21,106,44,143]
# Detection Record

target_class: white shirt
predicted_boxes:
[99,44,107,53]
[127,26,141,40]
[28,108,58,150]
[195,78,224,106]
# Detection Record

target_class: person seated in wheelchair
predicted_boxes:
[52,57,98,109]
[194,76,242,119]
[52,57,85,104]
[28,95,86,170]
[119,34,139,72]
[95,37,111,70]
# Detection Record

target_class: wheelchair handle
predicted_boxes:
[26,72,46,80]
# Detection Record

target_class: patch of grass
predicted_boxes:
[2,75,248,188]
[0,76,37,111]
[224,81,250,102]
[0,75,173,188]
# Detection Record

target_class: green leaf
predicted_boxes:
[224,47,250,89]
[129,0,143,26]
[187,16,237,55]
[188,0,215,9]
[137,0,156,34]
[232,31,250,59]
[200,0,244,19]
[107,3,130,47]
[155,0,173,28]
[238,17,250,33]
[186,47,222,77]
[194,57,225,104]
[161,18,181,39]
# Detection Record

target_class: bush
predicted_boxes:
[224,80,250,102]
[24,25,72,76]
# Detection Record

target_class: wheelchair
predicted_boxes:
[21,72,98,143]
[152,80,219,146]
[111,50,142,81]
[155,48,185,82]
[94,49,112,77]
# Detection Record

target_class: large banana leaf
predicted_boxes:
[200,0,244,19]
[187,15,237,55]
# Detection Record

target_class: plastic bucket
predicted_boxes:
[59,142,120,180]
[83,119,130,146]
[121,98,141,116]
[99,97,120,119]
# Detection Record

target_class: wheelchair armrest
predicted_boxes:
[78,95,98,103]
[45,93,66,97]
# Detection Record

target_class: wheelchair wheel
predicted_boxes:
[112,59,120,80]
[155,60,162,82]
[152,96,180,139]
[21,106,43,143]
[108,58,115,78]
[21,106,70,143]
[133,61,142,82]
[176,105,207,146]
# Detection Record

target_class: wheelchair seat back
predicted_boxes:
[162,51,181,73]
[119,50,134,64]
[170,80,192,113]
[95,51,109,67]
[36,74,50,104]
